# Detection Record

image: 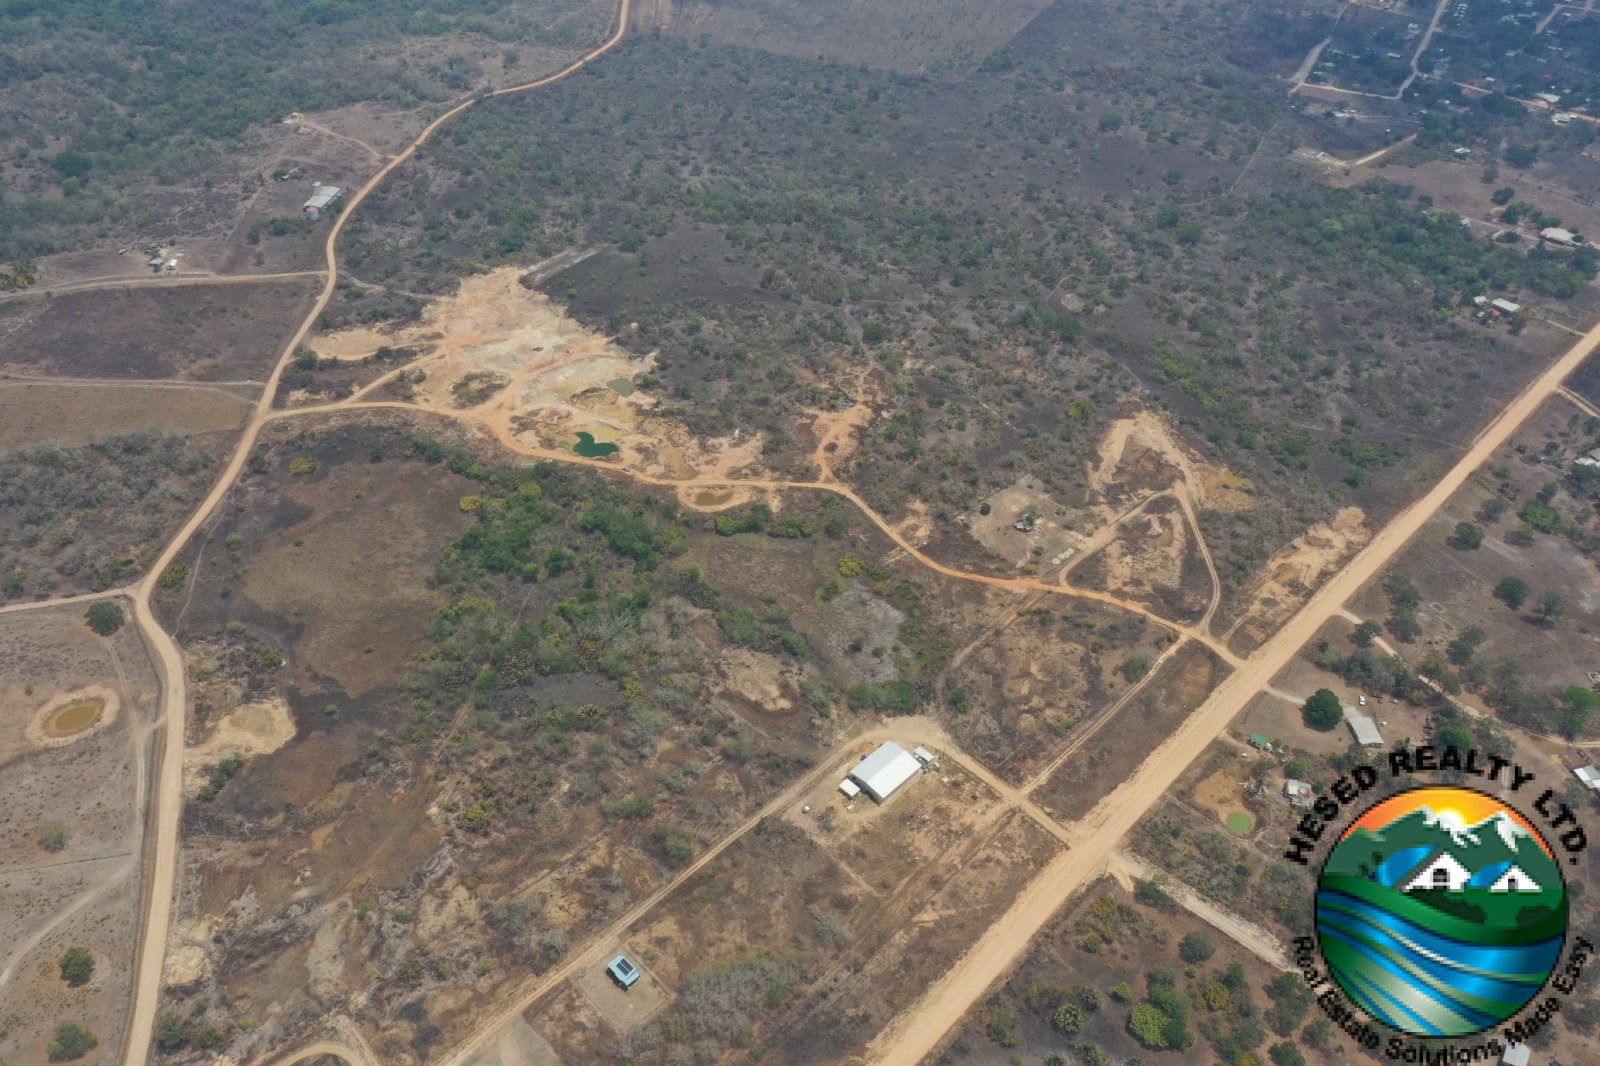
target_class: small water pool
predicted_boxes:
[571,431,619,458]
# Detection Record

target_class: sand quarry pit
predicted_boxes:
[24,685,120,748]
[1227,505,1371,646]
[1091,411,1254,513]
[314,266,784,480]
[184,696,296,796]
[1194,768,1254,836]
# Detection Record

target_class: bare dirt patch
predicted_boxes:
[183,694,296,797]
[967,475,1086,571]
[1193,766,1253,836]
[1224,505,1371,654]
[0,382,252,447]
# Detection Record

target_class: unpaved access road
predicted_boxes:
[866,296,1600,1065]
[117,4,638,1065]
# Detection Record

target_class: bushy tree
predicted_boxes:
[1179,931,1215,965]
[47,1023,97,1062]
[57,947,93,986]
[1494,576,1529,609]
[1303,688,1344,731]
[1453,522,1484,549]
[85,600,123,636]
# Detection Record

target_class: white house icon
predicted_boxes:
[1402,851,1472,893]
[1487,864,1541,894]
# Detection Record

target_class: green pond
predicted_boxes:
[571,431,619,458]
[1225,813,1253,835]
[608,377,635,397]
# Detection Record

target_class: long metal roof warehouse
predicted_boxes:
[847,741,922,804]
[1347,715,1384,747]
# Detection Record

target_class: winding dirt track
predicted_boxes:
[117,7,639,1066]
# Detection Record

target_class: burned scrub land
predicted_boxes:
[0,280,319,379]
[1031,641,1228,822]
[344,0,1585,626]
[930,878,1338,1066]
[0,431,231,603]
[0,0,619,260]
[144,417,1035,1064]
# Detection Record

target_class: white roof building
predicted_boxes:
[303,182,343,220]
[1403,850,1472,892]
[1501,1042,1530,1066]
[1573,764,1600,790]
[1491,298,1521,316]
[1541,227,1579,246]
[1285,780,1314,810]
[838,778,861,800]
[1576,450,1600,469]
[849,741,922,804]
[1348,716,1384,747]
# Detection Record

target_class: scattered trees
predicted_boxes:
[1452,522,1484,549]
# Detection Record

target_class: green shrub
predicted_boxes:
[85,600,123,636]
[601,794,653,820]
[656,822,694,867]
[1128,1002,1172,1049]
[36,821,70,852]
[987,1003,1019,1047]
[57,947,94,986]
[47,1023,97,1061]
[1179,931,1215,965]
[1053,1002,1086,1034]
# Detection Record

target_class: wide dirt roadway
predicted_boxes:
[867,313,1600,1065]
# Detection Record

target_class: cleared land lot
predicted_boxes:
[0,601,161,1066]
[0,280,319,380]
[0,382,253,448]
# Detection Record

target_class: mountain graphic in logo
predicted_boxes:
[1315,785,1567,1037]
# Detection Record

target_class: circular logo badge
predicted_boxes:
[1315,785,1567,1037]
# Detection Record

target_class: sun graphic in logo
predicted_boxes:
[1315,786,1567,1037]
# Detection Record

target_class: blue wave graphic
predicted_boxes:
[1316,888,1562,1036]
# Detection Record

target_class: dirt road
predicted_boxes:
[1105,851,1290,970]
[116,5,639,1065]
[865,286,1600,1066]
[0,269,325,304]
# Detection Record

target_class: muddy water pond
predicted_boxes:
[46,698,105,737]
[694,490,734,507]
